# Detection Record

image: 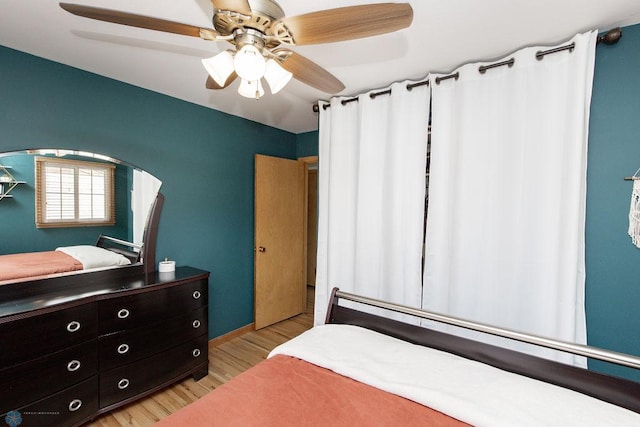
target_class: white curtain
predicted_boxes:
[423,31,597,366]
[315,80,430,325]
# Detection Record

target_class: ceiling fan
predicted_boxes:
[59,1,413,99]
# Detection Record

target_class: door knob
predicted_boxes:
[258,246,266,253]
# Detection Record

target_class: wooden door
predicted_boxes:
[254,155,307,329]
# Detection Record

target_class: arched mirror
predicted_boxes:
[0,149,162,284]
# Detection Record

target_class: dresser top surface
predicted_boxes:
[0,266,209,319]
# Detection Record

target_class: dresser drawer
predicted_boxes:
[99,306,207,371]
[100,335,208,408]
[1,375,98,427]
[0,302,97,367]
[99,279,207,334]
[0,340,98,414]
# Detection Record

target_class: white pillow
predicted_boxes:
[56,245,132,269]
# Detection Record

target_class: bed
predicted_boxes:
[156,288,640,426]
[0,192,164,284]
[0,235,140,283]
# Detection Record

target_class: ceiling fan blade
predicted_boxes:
[276,50,345,94]
[205,72,238,89]
[276,3,413,45]
[210,0,252,15]
[59,3,219,39]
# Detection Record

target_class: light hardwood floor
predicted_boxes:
[88,287,314,426]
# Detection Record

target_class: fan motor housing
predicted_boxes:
[213,0,285,37]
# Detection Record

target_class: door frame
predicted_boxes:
[299,156,318,291]
[299,156,318,312]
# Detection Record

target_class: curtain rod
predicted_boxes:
[312,79,429,113]
[624,166,640,181]
[479,58,514,74]
[313,28,622,112]
[535,42,575,60]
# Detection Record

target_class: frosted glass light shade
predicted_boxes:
[264,59,293,94]
[234,45,266,81]
[238,79,265,99]
[201,51,234,86]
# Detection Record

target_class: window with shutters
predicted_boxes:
[35,157,115,228]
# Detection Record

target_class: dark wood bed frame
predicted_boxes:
[325,287,640,414]
[140,192,164,275]
[95,235,142,263]
[95,192,164,273]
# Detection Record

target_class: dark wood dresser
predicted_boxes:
[0,266,209,426]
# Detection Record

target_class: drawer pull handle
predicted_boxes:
[69,399,82,412]
[66,321,81,333]
[118,378,130,390]
[117,308,130,319]
[67,360,81,372]
[192,290,201,300]
[192,320,201,329]
[192,349,201,358]
[117,344,130,355]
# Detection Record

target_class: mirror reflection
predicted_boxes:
[0,149,162,284]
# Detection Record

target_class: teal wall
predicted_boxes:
[0,153,130,253]
[585,23,640,381]
[0,45,297,338]
[295,130,319,158]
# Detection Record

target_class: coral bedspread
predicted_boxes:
[0,251,83,282]
[155,354,467,426]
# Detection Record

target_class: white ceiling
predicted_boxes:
[2,1,640,134]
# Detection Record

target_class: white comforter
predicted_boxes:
[269,324,640,427]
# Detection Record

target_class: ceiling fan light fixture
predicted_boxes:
[58,1,415,100]
[238,79,265,100]
[201,50,235,87]
[264,59,293,94]
[233,44,266,81]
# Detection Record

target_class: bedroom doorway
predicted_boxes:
[254,154,308,329]
[300,156,318,288]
